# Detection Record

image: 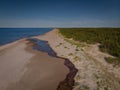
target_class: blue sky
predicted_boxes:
[0,0,120,27]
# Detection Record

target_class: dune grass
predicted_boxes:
[59,28,120,64]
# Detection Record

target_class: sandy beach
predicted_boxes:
[1,29,120,90]
[35,29,120,90]
[0,37,69,90]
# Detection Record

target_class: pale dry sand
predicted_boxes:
[35,29,120,90]
[0,38,69,90]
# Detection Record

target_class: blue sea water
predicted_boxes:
[0,28,52,45]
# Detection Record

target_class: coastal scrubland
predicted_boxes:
[35,29,120,90]
[59,28,120,64]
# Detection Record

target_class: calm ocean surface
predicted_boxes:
[0,28,52,45]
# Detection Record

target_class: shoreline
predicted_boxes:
[0,29,78,90]
[0,34,69,90]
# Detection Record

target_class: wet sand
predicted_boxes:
[0,39,69,90]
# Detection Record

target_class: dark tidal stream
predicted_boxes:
[28,38,78,90]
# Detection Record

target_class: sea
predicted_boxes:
[0,28,52,45]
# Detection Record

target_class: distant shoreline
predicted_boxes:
[0,28,52,46]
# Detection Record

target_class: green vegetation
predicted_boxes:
[75,48,79,51]
[68,53,73,56]
[105,57,120,66]
[59,28,120,63]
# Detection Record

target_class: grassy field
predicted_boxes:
[59,28,120,64]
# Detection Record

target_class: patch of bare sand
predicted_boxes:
[0,39,34,90]
[0,39,69,90]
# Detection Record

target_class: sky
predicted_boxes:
[0,0,120,27]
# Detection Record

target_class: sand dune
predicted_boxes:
[35,29,120,90]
